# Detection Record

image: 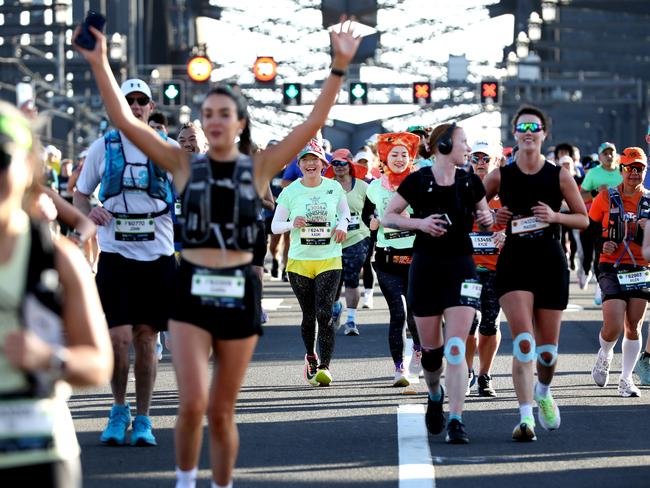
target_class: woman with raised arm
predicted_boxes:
[483,105,588,442]
[74,18,359,488]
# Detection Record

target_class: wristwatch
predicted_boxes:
[49,345,68,378]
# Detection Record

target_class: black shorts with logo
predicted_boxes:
[96,252,176,331]
[170,258,263,340]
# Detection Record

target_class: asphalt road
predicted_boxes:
[72,272,650,487]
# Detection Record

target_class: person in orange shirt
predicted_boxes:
[465,140,505,398]
[589,147,650,398]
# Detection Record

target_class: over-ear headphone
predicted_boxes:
[437,122,457,156]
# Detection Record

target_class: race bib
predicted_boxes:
[191,272,246,308]
[470,232,499,255]
[300,222,331,245]
[383,227,415,240]
[617,269,650,292]
[348,213,360,231]
[459,280,482,308]
[511,216,549,236]
[0,399,56,438]
[114,217,155,241]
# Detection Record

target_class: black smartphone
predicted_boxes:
[74,11,106,50]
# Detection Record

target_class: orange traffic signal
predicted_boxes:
[412,82,431,104]
[480,80,500,103]
[187,56,213,82]
[253,56,278,83]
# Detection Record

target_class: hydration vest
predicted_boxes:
[415,167,476,227]
[180,153,261,250]
[607,187,650,245]
[98,130,174,207]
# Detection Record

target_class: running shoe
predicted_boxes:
[633,352,650,385]
[591,348,612,387]
[477,373,497,397]
[314,367,333,386]
[281,269,288,282]
[465,368,476,396]
[343,321,359,336]
[130,415,157,446]
[512,416,537,442]
[304,353,319,386]
[594,284,602,305]
[362,290,374,309]
[261,309,269,325]
[155,333,163,361]
[393,368,410,387]
[425,385,445,435]
[534,386,561,431]
[331,301,343,329]
[445,419,469,444]
[271,258,279,278]
[408,349,423,377]
[100,404,131,445]
[618,377,641,397]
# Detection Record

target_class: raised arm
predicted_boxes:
[255,17,361,187]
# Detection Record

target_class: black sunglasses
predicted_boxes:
[126,96,150,106]
[331,160,349,167]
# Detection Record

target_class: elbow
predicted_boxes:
[578,214,589,230]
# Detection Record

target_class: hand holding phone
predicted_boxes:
[74,11,106,50]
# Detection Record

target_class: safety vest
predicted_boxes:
[180,153,261,251]
[607,187,650,245]
[98,130,174,207]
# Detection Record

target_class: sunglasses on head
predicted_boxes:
[621,164,645,173]
[331,160,349,167]
[470,155,490,164]
[126,95,150,106]
[515,122,544,133]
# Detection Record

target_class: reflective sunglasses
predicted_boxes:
[621,164,645,174]
[515,122,544,133]
[331,160,349,167]
[470,154,491,164]
[125,95,151,106]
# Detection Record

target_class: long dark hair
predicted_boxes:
[203,85,253,156]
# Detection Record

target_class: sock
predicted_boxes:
[364,288,373,298]
[535,381,550,398]
[211,482,233,488]
[395,361,404,372]
[599,334,617,357]
[622,337,642,380]
[413,343,422,352]
[346,308,357,323]
[423,371,442,399]
[428,386,442,402]
[519,403,533,422]
[449,413,462,422]
[175,467,198,488]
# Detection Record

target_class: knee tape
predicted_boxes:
[444,337,466,366]
[513,332,536,362]
[537,344,558,367]
[421,346,444,372]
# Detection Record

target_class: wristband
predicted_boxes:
[330,68,346,77]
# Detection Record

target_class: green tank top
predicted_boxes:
[366,179,415,250]
[341,178,370,249]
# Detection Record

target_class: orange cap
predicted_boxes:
[620,147,647,166]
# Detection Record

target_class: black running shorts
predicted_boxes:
[597,262,650,302]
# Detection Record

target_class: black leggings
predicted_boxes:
[289,269,341,368]
[362,237,375,289]
[374,266,421,366]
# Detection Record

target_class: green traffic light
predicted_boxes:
[285,84,299,99]
[164,84,180,100]
[351,83,366,99]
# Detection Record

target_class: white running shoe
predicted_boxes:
[393,369,410,387]
[618,377,641,397]
[408,349,423,377]
[592,348,612,387]
[362,289,374,309]
[594,284,602,306]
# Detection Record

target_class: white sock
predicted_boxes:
[599,334,617,357]
[175,467,198,488]
[519,403,533,421]
[347,308,357,323]
[211,481,233,488]
[535,381,550,398]
[364,288,373,298]
[621,337,642,380]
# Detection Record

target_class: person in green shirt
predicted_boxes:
[272,139,350,387]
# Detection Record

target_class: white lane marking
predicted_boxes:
[398,404,436,488]
[261,298,289,311]
[564,303,583,312]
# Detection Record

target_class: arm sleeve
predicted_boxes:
[271,204,293,234]
[361,196,376,226]
[336,193,351,232]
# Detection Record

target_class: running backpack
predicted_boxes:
[607,187,650,245]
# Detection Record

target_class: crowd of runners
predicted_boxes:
[3,16,650,488]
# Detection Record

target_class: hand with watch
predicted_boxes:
[3,329,68,378]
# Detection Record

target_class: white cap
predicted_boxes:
[558,155,573,166]
[120,79,152,99]
[470,140,495,156]
[353,150,373,163]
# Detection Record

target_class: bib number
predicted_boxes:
[191,272,246,308]
[300,222,331,245]
[459,280,482,308]
[383,227,414,240]
[616,269,650,292]
[115,217,155,241]
[511,216,549,237]
[348,213,360,231]
[470,232,498,255]
[0,399,56,453]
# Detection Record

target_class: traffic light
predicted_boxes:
[282,83,302,105]
[187,55,213,83]
[349,82,368,105]
[162,81,183,106]
[412,82,431,105]
[480,80,500,104]
[253,56,278,83]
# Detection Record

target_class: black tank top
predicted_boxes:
[499,161,563,239]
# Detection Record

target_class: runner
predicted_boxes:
[0,101,112,486]
[75,19,360,488]
[483,105,588,442]
[272,140,350,384]
[353,149,377,308]
[383,123,493,443]
[589,147,650,397]
[465,140,505,398]
[364,132,423,387]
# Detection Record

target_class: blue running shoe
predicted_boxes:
[100,404,131,445]
[331,301,343,329]
[131,415,157,446]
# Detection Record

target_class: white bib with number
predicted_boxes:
[115,217,155,235]
[300,226,331,239]
[470,232,498,253]
[617,269,650,288]
[191,274,245,298]
[460,281,482,299]
[511,216,549,235]
[0,399,55,437]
